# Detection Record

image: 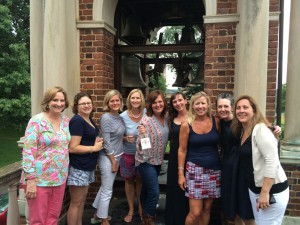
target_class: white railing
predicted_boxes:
[0,161,22,225]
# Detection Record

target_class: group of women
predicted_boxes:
[21,86,289,225]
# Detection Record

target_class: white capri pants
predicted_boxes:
[249,187,289,225]
[92,155,120,218]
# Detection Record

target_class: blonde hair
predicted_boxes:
[103,89,123,112]
[231,95,270,137]
[126,89,145,111]
[41,86,69,112]
[188,91,212,124]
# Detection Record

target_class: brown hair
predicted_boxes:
[146,90,168,118]
[72,92,94,115]
[231,95,270,137]
[41,86,69,112]
[169,92,188,122]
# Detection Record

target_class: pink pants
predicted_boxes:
[27,183,66,225]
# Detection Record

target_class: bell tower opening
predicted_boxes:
[113,0,206,98]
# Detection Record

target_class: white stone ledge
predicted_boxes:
[282,216,300,225]
[204,14,240,24]
[76,20,116,35]
[204,12,280,24]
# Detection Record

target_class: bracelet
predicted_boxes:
[90,146,93,153]
[178,166,184,170]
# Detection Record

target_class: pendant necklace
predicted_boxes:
[129,110,141,119]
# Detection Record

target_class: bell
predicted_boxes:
[180,25,196,44]
[189,56,204,85]
[172,68,190,87]
[121,55,147,88]
[121,15,146,44]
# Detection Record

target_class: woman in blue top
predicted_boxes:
[178,91,221,225]
[120,89,146,222]
[67,92,104,225]
[92,89,126,225]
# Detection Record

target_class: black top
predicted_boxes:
[165,121,189,225]
[69,114,99,171]
[237,134,255,220]
[240,132,289,195]
[220,119,240,219]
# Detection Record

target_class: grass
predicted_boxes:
[0,128,25,168]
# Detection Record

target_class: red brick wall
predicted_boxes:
[79,0,93,20]
[79,27,115,123]
[282,163,300,217]
[217,0,238,14]
[267,20,279,123]
[204,22,236,110]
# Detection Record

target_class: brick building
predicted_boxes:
[28,0,300,224]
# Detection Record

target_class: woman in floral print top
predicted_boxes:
[21,86,71,225]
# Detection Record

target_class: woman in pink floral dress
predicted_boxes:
[22,86,71,225]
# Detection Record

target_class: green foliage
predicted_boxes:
[0,4,14,53]
[0,128,24,168]
[0,0,30,130]
[149,74,167,93]
[180,85,204,100]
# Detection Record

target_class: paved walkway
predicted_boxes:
[82,194,166,225]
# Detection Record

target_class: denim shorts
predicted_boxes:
[67,166,95,186]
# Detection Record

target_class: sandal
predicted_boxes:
[123,214,133,223]
[91,215,112,224]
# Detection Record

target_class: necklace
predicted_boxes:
[128,110,142,119]
[78,114,95,128]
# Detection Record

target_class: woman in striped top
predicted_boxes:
[92,90,126,225]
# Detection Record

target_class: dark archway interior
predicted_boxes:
[113,0,206,92]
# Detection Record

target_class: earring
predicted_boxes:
[46,105,49,109]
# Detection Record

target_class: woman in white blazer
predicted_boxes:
[231,95,289,225]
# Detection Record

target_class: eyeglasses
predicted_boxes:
[78,102,92,106]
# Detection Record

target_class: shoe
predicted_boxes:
[91,216,112,224]
[124,214,133,223]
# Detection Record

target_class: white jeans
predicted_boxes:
[92,155,120,218]
[249,187,289,225]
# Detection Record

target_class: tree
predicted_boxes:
[0,1,30,130]
[148,73,167,93]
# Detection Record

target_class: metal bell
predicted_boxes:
[121,15,146,44]
[180,25,196,44]
[189,56,204,85]
[121,55,147,88]
[172,67,190,87]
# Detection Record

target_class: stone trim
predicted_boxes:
[204,12,280,24]
[76,20,116,35]
[204,14,240,24]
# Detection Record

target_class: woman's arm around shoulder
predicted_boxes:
[178,121,190,190]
